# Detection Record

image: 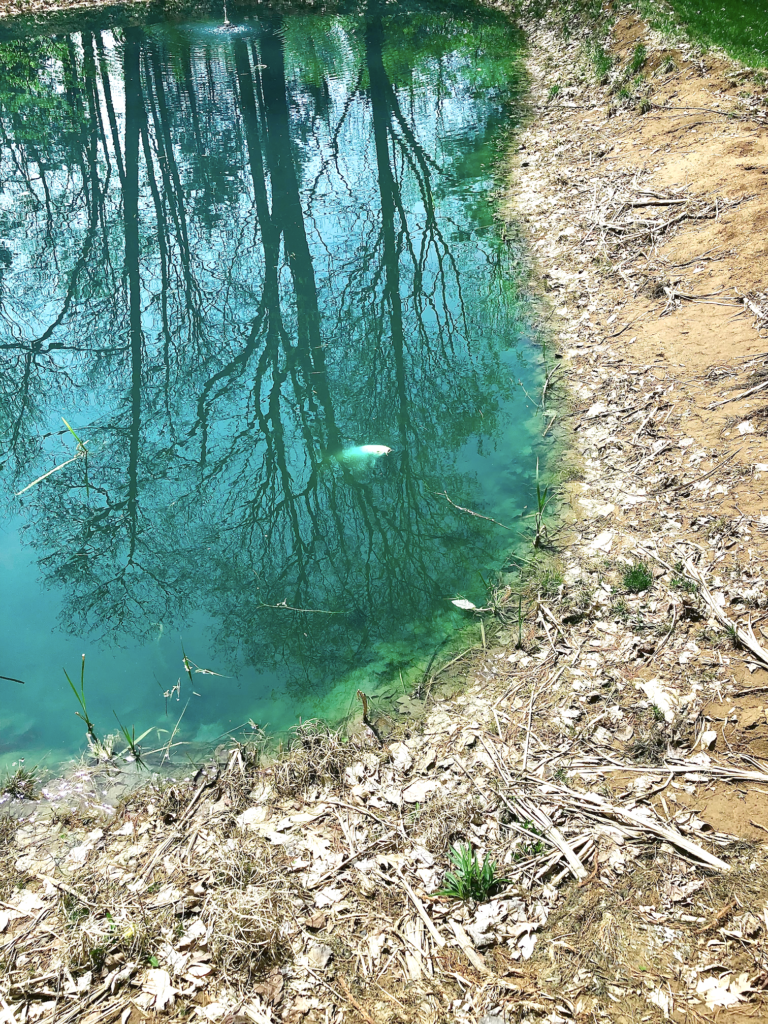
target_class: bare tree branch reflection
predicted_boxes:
[0,6,532,715]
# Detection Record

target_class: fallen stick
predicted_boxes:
[522,682,537,774]
[0,996,18,1024]
[432,646,475,680]
[307,969,377,1024]
[512,794,588,881]
[141,769,220,879]
[556,787,730,870]
[682,558,768,671]
[50,965,138,1024]
[659,447,742,494]
[308,836,394,890]
[449,920,491,975]
[395,869,446,948]
[35,873,96,909]
[633,546,768,670]
[710,376,768,408]
[335,977,378,1024]
[568,761,768,786]
[436,490,512,531]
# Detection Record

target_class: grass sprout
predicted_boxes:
[438,843,508,901]
[588,40,612,82]
[64,654,98,744]
[272,720,357,797]
[671,563,698,593]
[113,713,151,768]
[1,763,39,800]
[629,42,647,75]
[206,843,295,973]
[513,820,546,860]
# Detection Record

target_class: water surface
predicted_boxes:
[0,0,542,768]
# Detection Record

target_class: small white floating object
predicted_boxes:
[356,444,392,456]
[338,444,392,460]
[451,598,477,611]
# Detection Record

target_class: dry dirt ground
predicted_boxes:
[5,7,768,1024]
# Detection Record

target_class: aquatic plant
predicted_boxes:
[533,460,551,548]
[113,713,151,769]
[64,655,98,745]
[16,417,89,497]
[516,595,525,648]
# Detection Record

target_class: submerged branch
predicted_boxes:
[435,490,512,531]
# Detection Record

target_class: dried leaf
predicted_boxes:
[696,973,751,1009]
[143,968,178,1011]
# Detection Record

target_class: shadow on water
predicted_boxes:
[0,0,543,768]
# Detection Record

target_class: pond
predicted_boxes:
[0,0,543,771]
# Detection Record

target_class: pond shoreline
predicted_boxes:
[3,4,768,1023]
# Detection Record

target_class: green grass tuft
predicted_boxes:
[438,843,508,901]
[1,764,38,800]
[629,42,647,75]
[622,561,654,594]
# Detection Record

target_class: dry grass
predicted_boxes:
[272,719,361,797]
[205,842,299,982]
[0,814,17,901]
[410,792,483,855]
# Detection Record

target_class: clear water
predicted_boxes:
[0,0,542,770]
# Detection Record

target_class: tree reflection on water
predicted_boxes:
[0,0,537,751]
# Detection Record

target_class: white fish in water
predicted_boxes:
[338,444,392,460]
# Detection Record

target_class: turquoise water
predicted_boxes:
[0,0,542,770]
